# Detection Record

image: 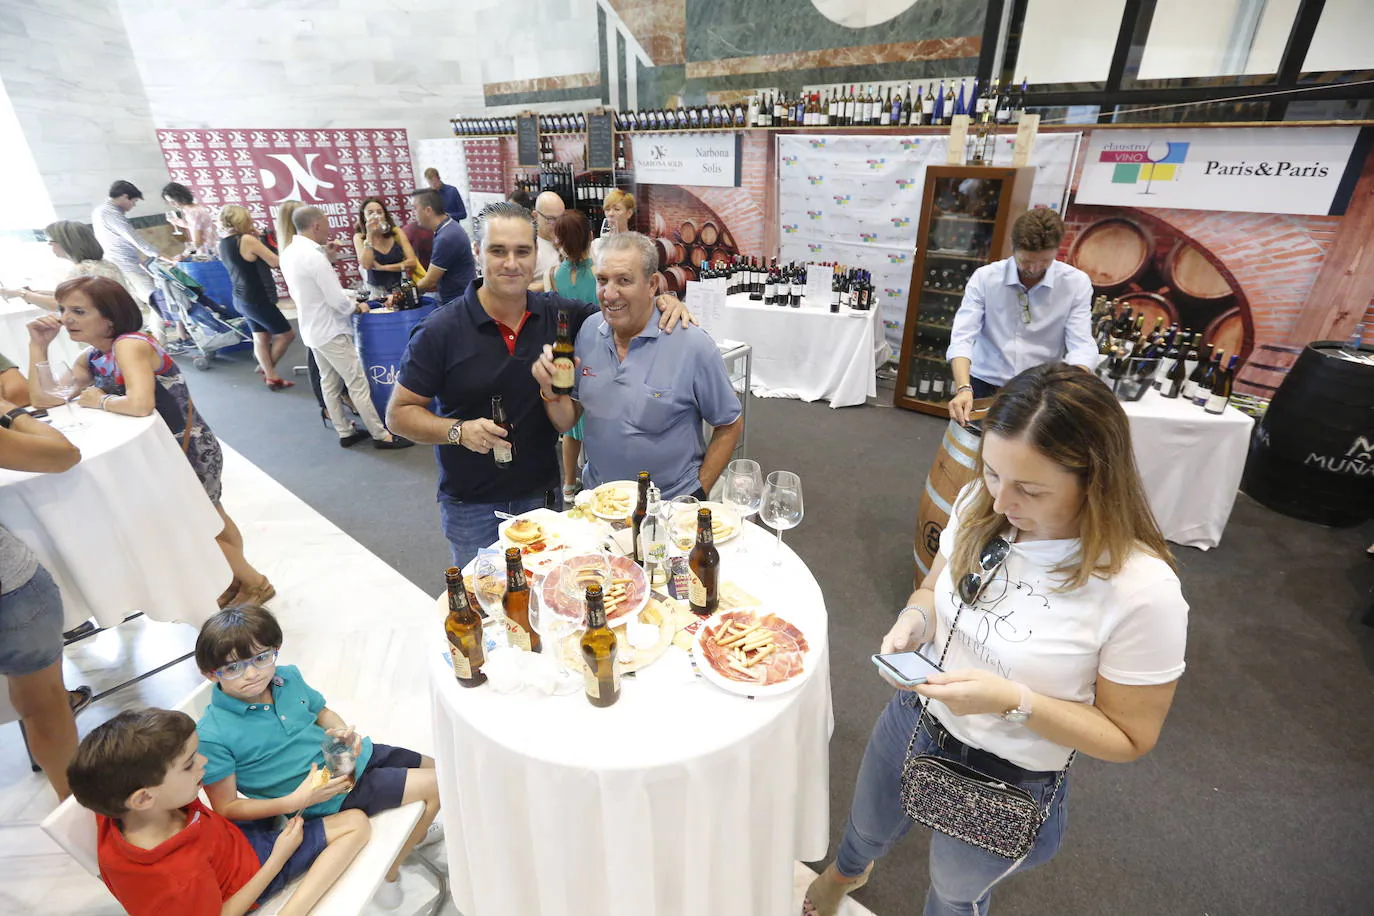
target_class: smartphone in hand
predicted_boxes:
[872,650,943,687]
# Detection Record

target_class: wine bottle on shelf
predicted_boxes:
[900,84,913,125]
[444,566,487,687]
[1192,348,1225,407]
[491,395,513,469]
[880,87,894,126]
[502,547,540,652]
[917,358,933,399]
[1205,356,1238,414]
[688,508,720,616]
[580,584,620,707]
[923,82,937,123]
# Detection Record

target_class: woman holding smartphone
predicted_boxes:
[805,362,1188,916]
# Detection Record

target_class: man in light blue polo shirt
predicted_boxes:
[533,232,742,499]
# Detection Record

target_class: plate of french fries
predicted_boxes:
[541,553,649,625]
[585,481,638,520]
[668,501,742,548]
[692,608,812,697]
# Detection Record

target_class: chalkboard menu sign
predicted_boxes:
[516,114,540,168]
[586,110,615,171]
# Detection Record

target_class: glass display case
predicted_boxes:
[894,166,1035,416]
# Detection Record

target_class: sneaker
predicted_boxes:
[417,817,444,849]
[339,428,370,448]
[372,879,404,910]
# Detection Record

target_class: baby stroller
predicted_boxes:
[145,261,251,370]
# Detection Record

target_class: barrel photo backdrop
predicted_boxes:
[636,185,748,295]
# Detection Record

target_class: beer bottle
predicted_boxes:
[552,310,576,395]
[580,584,620,707]
[688,508,720,617]
[502,547,541,652]
[631,471,651,565]
[444,566,487,687]
[491,395,514,469]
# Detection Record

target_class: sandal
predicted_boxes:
[802,862,874,916]
[68,686,94,716]
[231,578,276,607]
[265,378,295,391]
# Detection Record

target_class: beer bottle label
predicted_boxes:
[493,441,513,463]
[449,646,472,679]
[552,357,575,389]
[689,570,708,607]
[505,619,532,651]
[584,664,620,698]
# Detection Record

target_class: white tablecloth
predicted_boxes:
[429,523,832,916]
[709,295,883,407]
[0,300,85,368]
[1123,390,1255,550]
[0,411,231,628]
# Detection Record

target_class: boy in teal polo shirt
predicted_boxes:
[194,605,441,897]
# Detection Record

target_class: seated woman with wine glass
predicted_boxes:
[352,197,418,298]
[25,276,274,609]
[803,362,1188,916]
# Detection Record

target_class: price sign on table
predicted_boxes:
[805,265,834,309]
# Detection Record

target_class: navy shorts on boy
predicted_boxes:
[236,816,329,904]
[338,744,423,816]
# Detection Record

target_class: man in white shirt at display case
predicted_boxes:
[946,208,1097,425]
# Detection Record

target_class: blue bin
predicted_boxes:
[178,260,239,316]
[353,297,438,420]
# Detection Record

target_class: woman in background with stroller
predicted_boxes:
[26,276,274,609]
[219,205,296,389]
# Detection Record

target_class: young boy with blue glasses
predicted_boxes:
[194,605,441,905]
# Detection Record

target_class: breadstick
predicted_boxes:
[718,622,763,648]
[743,645,776,667]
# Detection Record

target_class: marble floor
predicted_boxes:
[0,444,875,916]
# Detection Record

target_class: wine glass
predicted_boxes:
[722,459,763,554]
[664,495,700,553]
[530,582,583,695]
[36,360,84,430]
[760,471,804,566]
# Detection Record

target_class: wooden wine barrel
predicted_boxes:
[1203,308,1246,361]
[700,221,720,245]
[1112,291,1178,330]
[689,245,709,268]
[653,237,685,270]
[1163,242,1232,302]
[678,221,697,244]
[914,420,983,580]
[1242,342,1374,526]
[720,227,737,249]
[710,249,732,268]
[658,265,696,294]
[1068,218,1151,290]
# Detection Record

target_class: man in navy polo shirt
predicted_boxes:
[386,202,695,568]
[424,167,467,222]
[410,188,475,305]
[533,232,742,500]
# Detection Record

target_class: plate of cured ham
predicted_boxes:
[693,609,812,697]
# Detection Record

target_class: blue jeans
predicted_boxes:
[836,692,1069,916]
[437,492,549,569]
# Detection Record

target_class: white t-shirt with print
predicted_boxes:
[925,483,1189,771]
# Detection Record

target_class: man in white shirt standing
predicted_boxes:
[92,180,164,343]
[529,191,564,291]
[946,208,1097,425]
[279,207,412,451]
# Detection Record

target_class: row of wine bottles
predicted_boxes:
[904,348,955,402]
[1095,302,1239,413]
[449,76,1032,137]
[700,256,875,311]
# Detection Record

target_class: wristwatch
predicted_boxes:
[0,407,28,429]
[1001,682,1033,724]
[446,420,463,446]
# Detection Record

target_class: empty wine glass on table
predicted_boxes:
[722,459,763,555]
[36,360,85,430]
[760,471,804,566]
[530,584,583,695]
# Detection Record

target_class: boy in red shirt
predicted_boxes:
[66,707,369,916]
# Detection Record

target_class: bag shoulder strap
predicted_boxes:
[181,397,196,452]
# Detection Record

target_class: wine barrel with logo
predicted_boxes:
[1068,218,1151,290]
[678,221,697,244]
[1242,342,1374,526]
[914,419,984,580]
[653,237,685,270]
[1163,242,1232,303]
[1203,308,1247,361]
[700,221,720,245]
[1112,291,1178,330]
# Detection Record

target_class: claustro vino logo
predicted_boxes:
[1101,141,1190,187]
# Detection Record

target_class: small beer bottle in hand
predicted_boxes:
[491,395,514,469]
[688,508,720,617]
[444,566,487,687]
[502,548,541,652]
[580,584,620,707]
[552,310,576,395]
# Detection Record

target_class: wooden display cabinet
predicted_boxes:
[893,166,1035,416]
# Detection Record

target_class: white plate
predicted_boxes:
[586,480,638,520]
[541,553,649,625]
[668,501,742,547]
[691,609,813,698]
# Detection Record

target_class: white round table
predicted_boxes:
[0,299,85,368]
[428,522,832,916]
[0,410,231,629]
